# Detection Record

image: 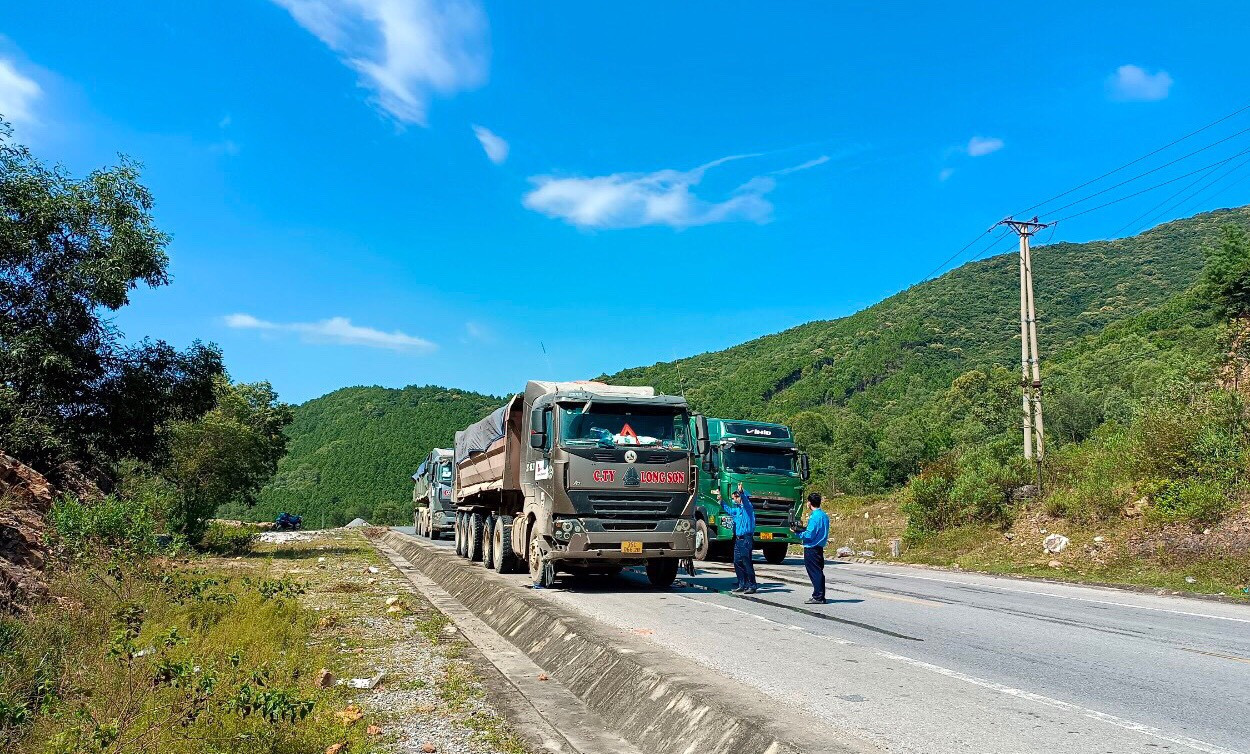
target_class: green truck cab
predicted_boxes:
[690,417,810,563]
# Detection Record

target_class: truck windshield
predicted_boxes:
[723,445,796,475]
[559,404,689,449]
[437,464,453,483]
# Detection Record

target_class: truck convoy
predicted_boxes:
[412,448,456,539]
[449,380,708,588]
[691,417,809,563]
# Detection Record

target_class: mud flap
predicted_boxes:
[681,557,696,577]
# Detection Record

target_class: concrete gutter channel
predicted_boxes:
[379,530,880,754]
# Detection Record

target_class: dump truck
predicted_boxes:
[451,380,708,588]
[691,417,810,563]
[412,448,456,539]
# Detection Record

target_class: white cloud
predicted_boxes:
[0,57,41,125]
[1107,64,1173,102]
[472,124,508,164]
[225,313,436,352]
[966,136,1004,157]
[938,167,955,182]
[771,155,829,176]
[523,155,788,230]
[272,0,489,126]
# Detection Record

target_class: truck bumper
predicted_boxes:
[553,530,696,561]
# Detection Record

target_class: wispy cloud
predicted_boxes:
[472,124,508,164]
[225,313,436,352]
[522,153,825,230]
[966,135,1004,157]
[0,57,41,126]
[771,154,829,176]
[272,0,489,126]
[1107,64,1173,102]
[938,167,955,182]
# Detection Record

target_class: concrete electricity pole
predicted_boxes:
[997,217,1048,477]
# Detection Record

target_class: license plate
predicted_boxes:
[621,541,643,554]
[760,532,774,540]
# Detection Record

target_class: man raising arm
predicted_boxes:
[714,483,758,594]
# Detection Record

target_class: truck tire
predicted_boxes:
[493,515,519,573]
[645,558,679,589]
[694,518,713,561]
[482,515,496,569]
[467,512,485,562]
[454,513,465,556]
[414,510,422,536]
[762,542,789,565]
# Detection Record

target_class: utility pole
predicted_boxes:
[997,217,1048,484]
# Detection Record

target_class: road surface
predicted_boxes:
[392,527,1250,754]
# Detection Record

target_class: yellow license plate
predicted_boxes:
[760,532,774,540]
[621,541,643,554]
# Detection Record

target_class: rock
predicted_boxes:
[344,518,370,528]
[334,704,364,724]
[1093,536,1105,543]
[1048,560,1062,568]
[864,538,879,545]
[889,539,902,557]
[1003,533,1015,541]
[1185,576,1197,584]
[835,546,854,558]
[1010,484,1039,502]
[384,596,401,606]
[1042,533,1070,553]
[367,566,379,574]
[857,550,875,558]
[326,744,346,754]
[315,668,335,688]
[0,451,57,613]
[366,724,382,736]
[420,744,437,753]
[863,512,869,519]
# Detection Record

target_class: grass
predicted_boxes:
[0,550,378,753]
[826,495,1250,600]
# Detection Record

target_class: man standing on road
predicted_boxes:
[796,493,830,604]
[715,482,757,594]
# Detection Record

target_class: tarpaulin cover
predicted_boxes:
[455,403,508,467]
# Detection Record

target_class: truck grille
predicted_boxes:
[568,491,686,521]
[752,497,795,526]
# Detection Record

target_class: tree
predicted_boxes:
[1202,224,1250,317]
[0,120,223,478]
[165,379,293,537]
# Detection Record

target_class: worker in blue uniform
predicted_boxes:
[715,482,757,594]
[796,492,830,604]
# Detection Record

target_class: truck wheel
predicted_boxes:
[467,513,485,562]
[414,510,422,535]
[645,558,679,589]
[762,542,789,565]
[694,518,713,561]
[482,516,496,569]
[493,515,518,573]
[454,513,465,556]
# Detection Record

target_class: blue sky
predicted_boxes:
[4,2,1250,403]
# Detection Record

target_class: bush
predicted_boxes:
[903,450,1025,541]
[48,496,166,558]
[197,523,257,556]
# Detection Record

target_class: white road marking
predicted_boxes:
[687,592,1246,754]
[844,565,1250,624]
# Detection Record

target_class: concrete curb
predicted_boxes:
[378,530,880,754]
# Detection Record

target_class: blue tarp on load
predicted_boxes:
[454,402,509,467]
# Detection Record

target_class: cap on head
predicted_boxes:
[807,492,823,507]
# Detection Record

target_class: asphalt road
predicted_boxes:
[392,527,1250,754]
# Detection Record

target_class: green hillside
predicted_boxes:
[610,206,1250,491]
[242,385,502,526]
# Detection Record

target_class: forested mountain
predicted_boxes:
[244,385,502,526]
[610,206,1250,491]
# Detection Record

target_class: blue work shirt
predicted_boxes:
[798,508,829,549]
[719,488,755,538]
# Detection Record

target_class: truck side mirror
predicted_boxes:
[694,414,710,457]
[798,452,811,481]
[530,408,547,449]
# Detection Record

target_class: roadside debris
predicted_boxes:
[1042,533,1070,553]
[1048,560,1062,569]
[367,566,380,574]
[334,704,365,724]
[346,670,387,689]
[835,546,854,558]
[1185,576,1197,584]
[420,744,437,753]
[857,550,875,557]
[315,668,335,688]
[367,724,382,736]
[326,743,346,754]
[344,517,370,528]
[257,530,311,544]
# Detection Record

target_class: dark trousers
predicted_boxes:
[733,535,757,589]
[804,546,826,601]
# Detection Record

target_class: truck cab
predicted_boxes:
[413,448,456,539]
[691,418,810,563]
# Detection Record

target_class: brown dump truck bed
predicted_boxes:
[453,394,524,502]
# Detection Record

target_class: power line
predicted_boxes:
[1128,153,1250,235]
[1052,145,1250,224]
[1043,124,1250,219]
[918,228,997,282]
[1110,160,1229,237]
[1015,101,1250,217]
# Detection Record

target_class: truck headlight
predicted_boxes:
[675,519,692,532]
